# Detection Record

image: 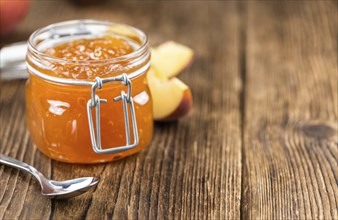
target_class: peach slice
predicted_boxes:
[151,41,193,79]
[147,68,192,121]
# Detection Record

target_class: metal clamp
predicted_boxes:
[86,73,139,154]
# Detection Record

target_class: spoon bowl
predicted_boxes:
[41,177,99,199]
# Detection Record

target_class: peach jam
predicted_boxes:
[25,20,153,163]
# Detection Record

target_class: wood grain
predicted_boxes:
[1,1,242,219]
[242,1,337,219]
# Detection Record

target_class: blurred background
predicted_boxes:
[1,0,203,47]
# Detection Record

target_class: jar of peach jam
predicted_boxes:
[25,20,153,163]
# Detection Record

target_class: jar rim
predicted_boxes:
[27,19,149,65]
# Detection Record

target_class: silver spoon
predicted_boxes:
[0,41,28,80]
[0,154,99,199]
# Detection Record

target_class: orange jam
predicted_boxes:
[43,36,135,79]
[26,21,153,163]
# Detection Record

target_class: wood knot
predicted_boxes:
[300,122,336,140]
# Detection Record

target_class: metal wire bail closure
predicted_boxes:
[86,73,139,154]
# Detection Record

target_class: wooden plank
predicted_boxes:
[0,1,242,219]
[242,1,337,219]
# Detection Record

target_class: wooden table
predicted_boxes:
[1,1,337,219]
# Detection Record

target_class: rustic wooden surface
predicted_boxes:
[242,1,337,219]
[0,1,337,219]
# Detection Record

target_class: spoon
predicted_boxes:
[0,41,28,80]
[0,154,99,199]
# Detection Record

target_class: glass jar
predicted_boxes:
[25,20,153,164]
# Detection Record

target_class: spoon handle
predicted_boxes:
[0,154,45,181]
[0,41,28,81]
